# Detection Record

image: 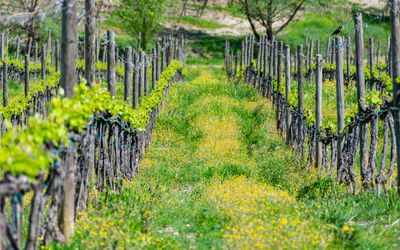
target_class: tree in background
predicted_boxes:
[237,0,333,40]
[0,0,57,41]
[113,0,166,50]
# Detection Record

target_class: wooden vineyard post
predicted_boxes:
[47,30,52,57]
[95,35,100,62]
[387,37,391,77]
[297,45,304,155]
[316,39,320,55]
[14,36,20,60]
[326,36,331,64]
[156,42,160,81]
[161,38,166,73]
[41,45,46,85]
[347,36,351,78]
[132,52,139,109]
[377,40,381,65]
[124,46,132,104]
[335,36,345,183]
[245,36,249,66]
[25,55,29,97]
[240,41,244,68]
[354,13,368,188]
[55,40,60,72]
[102,42,107,63]
[235,52,239,78]
[168,36,173,66]
[250,34,254,63]
[269,36,274,78]
[309,40,314,72]
[315,54,323,169]
[34,42,38,63]
[276,41,283,131]
[277,41,283,88]
[260,36,265,74]
[59,0,77,243]
[305,42,309,72]
[273,41,278,79]
[263,37,268,79]
[331,39,336,65]
[85,0,95,87]
[285,45,291,144]
[139,51,144,98]
[3,61,7,107]
[107,30,116,97]
[244,37,248,67]
[152,48,156,90]
[145,54,149,96]
[225,37,229,76]
[27,37,32,57]
[137,32,141,52]
[0,33,4,61]
[369,37,375,83]
[389,0,400,194]
[257,40,261,74]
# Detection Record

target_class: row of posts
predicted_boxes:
[225,9,400,192]
[0,31,186,110]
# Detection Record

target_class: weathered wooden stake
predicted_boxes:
[85,0,95,87]
[27,37,32,57]
[132,52,139,109]
[34,42,38,63]
[137,32,141,52]
[285,45,291,144]
[124,46,132,104]
[309,40,314,71]
[107,30,116,97]
[297,45,304,151]
[144,54,149,96]
[377,40,381,65]
[331,39,336,65]
[0,34,4,61]
[369,37,375,81]
[60,1,78,242]
[335,36,345,183]
[47,30,52,56]
[14,36,20,60]
[25,55,29,97]
[273,41,278,78]
[139,51,144,97]
[102,42,107,63]
[55,40,60,72]
[41,45,46,85]
[315,54,323,169]
[354,13,368,189]
[161,38,166,73]
[346,36,351,77]
[326,36,331,64]
[152,48,156,90]
[2,61,7,107]
[389,0,400,194]
[156,42,161,81]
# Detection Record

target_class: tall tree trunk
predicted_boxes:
[179,0,188,22]
[244,1,260,40]
[198,0,208,17]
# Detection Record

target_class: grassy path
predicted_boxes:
[65,65,400,249]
